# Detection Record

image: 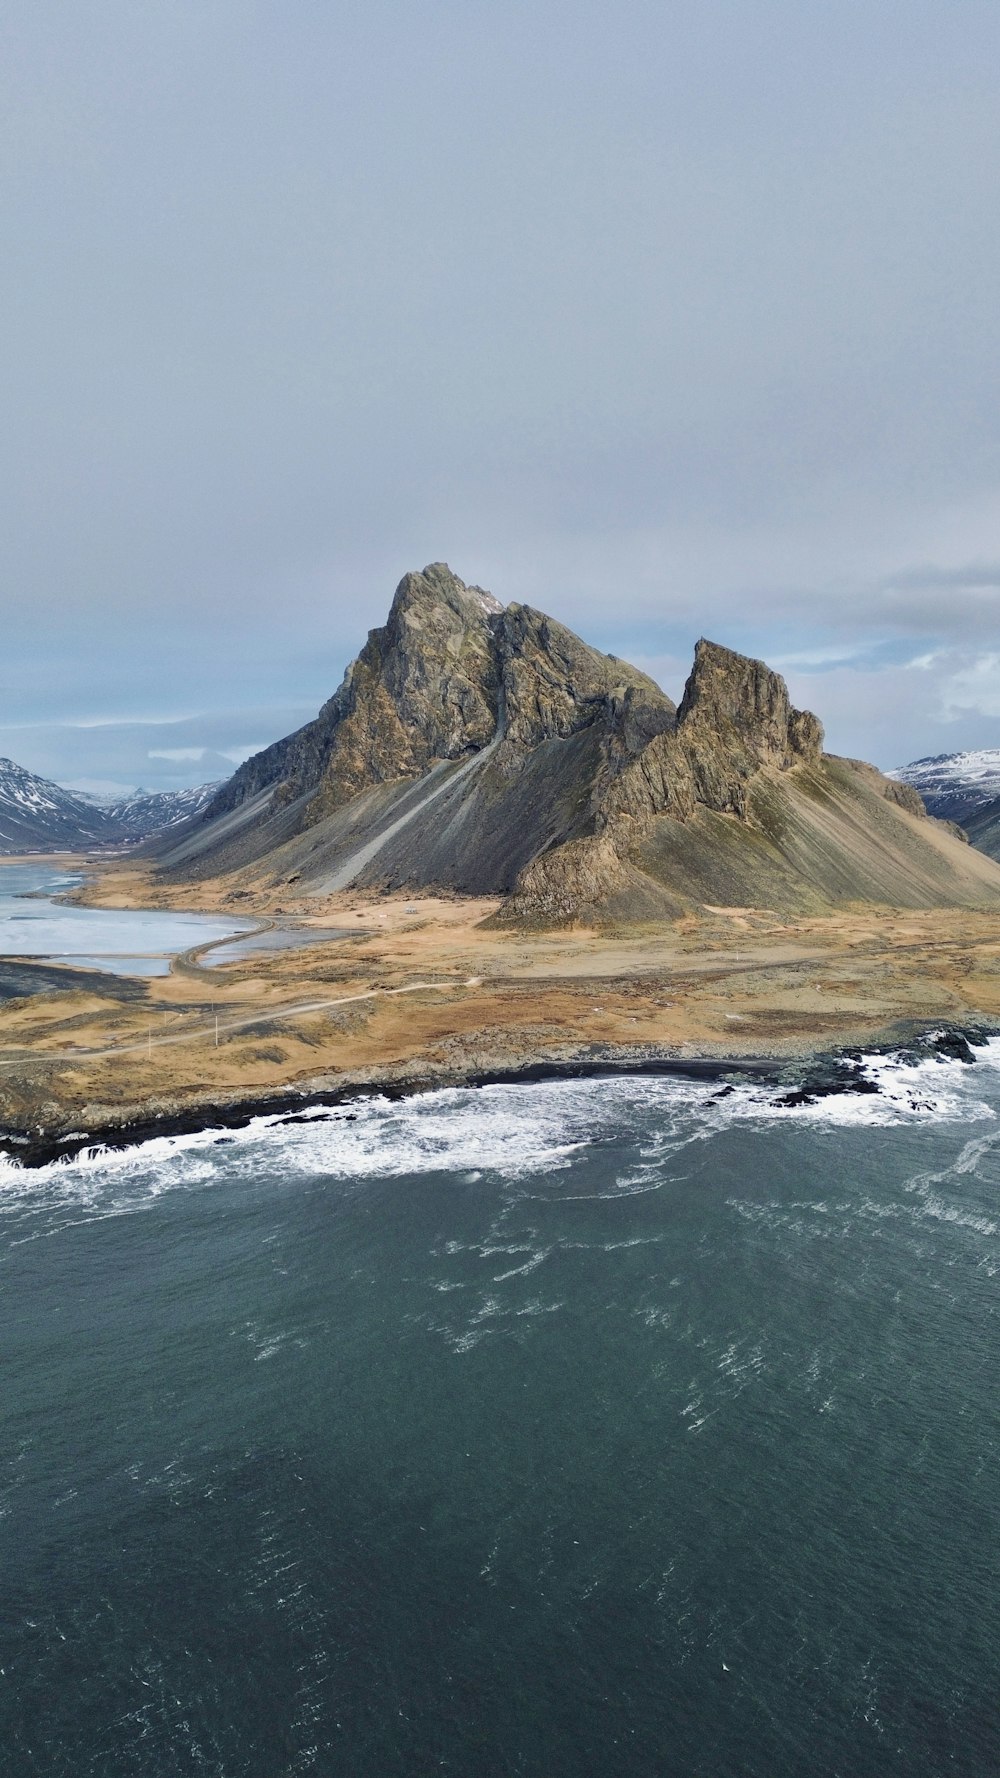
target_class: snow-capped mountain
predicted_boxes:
[0,758,224,854]
[0,758,113,852]
[101,782,223,842]
[889,750,1000,822]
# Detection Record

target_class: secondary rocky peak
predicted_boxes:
[677,639,823,766]
[496,602,675,748]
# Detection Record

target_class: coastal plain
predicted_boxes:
[2,858,999,1148]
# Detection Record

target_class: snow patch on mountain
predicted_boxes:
[890,750,1000,821]
[102,783,222,841]
[0,758,110,852]
[0,759,223,854]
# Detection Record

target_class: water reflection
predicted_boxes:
[204,927,353,968]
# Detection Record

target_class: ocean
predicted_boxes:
[2,1046,999,1775]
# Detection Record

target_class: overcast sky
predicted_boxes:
[2,1,999,792]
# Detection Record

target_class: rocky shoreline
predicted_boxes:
[1,1023,992,1170]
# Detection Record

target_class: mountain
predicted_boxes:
[101,783,223,843]
[152,563,1000,923]
[889,750,1000,822]
[890,750,1000,866]
[963,795,1000,864]
[0,758,113,852]
[0,760,222,854]
[154,562,675,895]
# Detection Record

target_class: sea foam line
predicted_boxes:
[1,1046,998,1213]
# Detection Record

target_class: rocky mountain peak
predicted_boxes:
[204,575,830,855]
[303,567,502,815]
[677,639,823,765]
[386,562,504,633]
[209,566,676,825]
[160,562,999,925]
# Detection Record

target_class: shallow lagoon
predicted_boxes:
[204,925,353,967]
[0,862,254,977]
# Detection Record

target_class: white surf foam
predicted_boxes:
[1,1042,998,1223]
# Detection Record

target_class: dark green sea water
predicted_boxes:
[2,1052,999,1775]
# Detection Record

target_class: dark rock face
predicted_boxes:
[966,794,1000,862]
[595,638,823,832]
[496,604,667,748]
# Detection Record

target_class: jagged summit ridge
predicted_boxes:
[156,564,1000,921]
[208,563,674,826]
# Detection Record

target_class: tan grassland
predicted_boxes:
[1,857,999,1141]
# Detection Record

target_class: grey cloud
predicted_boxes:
[781,649,1000,770]
[0,708,317,795]
[3,2,1000,777]
[884,564,1000,591]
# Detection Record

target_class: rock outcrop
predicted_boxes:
[502,639,828,919]
[154,564,1000,922]
[600,639,823,829]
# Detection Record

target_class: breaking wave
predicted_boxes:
[1,1037,998,1230]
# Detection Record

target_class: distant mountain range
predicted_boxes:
[891,750,1000,863]
[890,750,1000,821]
[0,759,221,855]
[96,783,224,843]
[0,760,111,853]
[145,563,1000,922]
